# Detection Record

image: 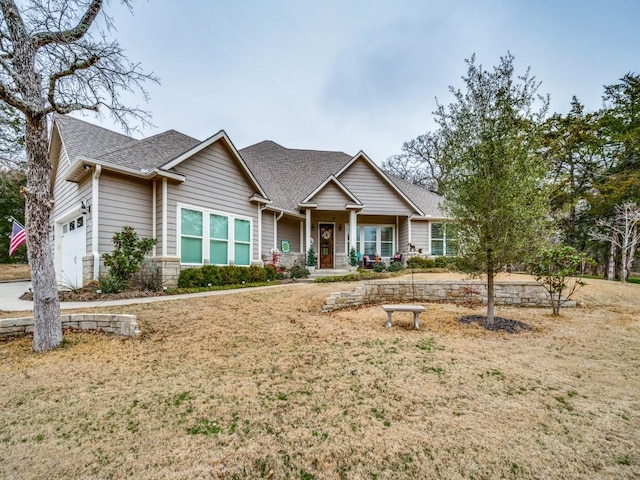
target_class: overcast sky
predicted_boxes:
[79,0,639,163]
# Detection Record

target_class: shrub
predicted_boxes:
[178,264,278,288]
[134,261,163,291]
[349,247,358,267]
[387,262,404,272]
[102,226,157,282]
[406,257,436,269]
[98,274,126,294]
[289,264,310,279]
[306,246,317,267]
[373,262,386,273]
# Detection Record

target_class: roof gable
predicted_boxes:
[163,131,269,201]
[336,152,425,216]
[301,175,363,210]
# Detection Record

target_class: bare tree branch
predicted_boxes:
[31,0,102,48]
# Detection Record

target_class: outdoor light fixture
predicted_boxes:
[83,164,92,170]
[338,224,343,231]
[311,225,315,231]
[79,200,90,215]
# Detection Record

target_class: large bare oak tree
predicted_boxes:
[0,0,157,351]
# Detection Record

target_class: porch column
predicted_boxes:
[162,178,168,257]
[305,209,312,253]
[349,210,357,253]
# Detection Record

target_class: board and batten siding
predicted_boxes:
[166,142,260,262]
[51,141,92,251]
[98,173,153,253]
[339,159,415,216]
[309,182,352,210]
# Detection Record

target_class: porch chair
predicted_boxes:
[390,253,403,264]
[362,255,375,269]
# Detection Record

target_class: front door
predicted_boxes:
[319,223,334,269]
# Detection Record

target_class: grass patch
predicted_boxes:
[1,274,639,478]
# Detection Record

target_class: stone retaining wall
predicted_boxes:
[0,313,140,338]
[323,280,559,312]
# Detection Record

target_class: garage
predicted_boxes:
[58,215,86,288]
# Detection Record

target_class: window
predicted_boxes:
[430,222,457,256]
[181,209,203,263]
[234,218,251,266]
[210,214,228,265]
[178,206,252,266]
[346,224,395,257]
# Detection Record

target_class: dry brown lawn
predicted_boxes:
[1,274,639,479]
[0,263,30,281]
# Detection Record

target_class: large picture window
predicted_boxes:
[347,224,395,257]
[179,205,252,266]
[431,222,458,256]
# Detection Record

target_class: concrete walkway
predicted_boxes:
[0,281,304,313]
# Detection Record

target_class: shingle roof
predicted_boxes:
[54,114,135,161]
[386,173,446,218]
[54,115,201,173]
[55,115,445,217]
[240,140,445,217]
[239,141,352,212]
[97,130,200,171]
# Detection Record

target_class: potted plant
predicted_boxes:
[349,247,358,272]
[306,246,317,272]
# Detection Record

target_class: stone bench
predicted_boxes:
[382,304,425,329]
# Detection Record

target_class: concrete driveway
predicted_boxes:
[0,280,303,313]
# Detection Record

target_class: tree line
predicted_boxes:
[384,56,640,288]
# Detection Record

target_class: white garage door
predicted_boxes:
[60,215,86,288]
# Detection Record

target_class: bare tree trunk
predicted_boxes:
[626,227,639,282]
[620,233,629,283]
[607,237,617,281]
[25,114,61,352]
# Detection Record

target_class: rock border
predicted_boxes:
[0,313,140,338]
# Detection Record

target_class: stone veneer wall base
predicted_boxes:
[323,280,571,312]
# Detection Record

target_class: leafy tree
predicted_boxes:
[102,226,157,283]
[437,53,550,326]
[0,168,27,263]
[530,245,592,316]
[0,0,157,351]
[542,97,605,247]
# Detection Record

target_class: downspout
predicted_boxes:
[274,210,284,250]
[152,181,157,257]
[91,165,102,280]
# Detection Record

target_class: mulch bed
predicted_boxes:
[19,289,168,302]
[459,315,533,333]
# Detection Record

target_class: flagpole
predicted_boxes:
[8,216,25,229]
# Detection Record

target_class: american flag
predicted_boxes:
[9,220,26,256]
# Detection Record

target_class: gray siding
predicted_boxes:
[277,217,302,253]
[309,182,352,210]
[410,220,430,253]
[98,173,153,253]
[399,217,409,253]
[261,210,275,258]
[166,141,260,261]
[339,159,415,216]
[51,141,92,253]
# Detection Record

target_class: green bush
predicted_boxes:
[373,262,387,273]
[289,264,310,279]
[178,264,278,288]
[98,274,126,294]
[387,262,404,272]
[406,257,436,269]
[102,226,157,282]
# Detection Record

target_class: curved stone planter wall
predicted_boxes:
[0,313,140,338]
[323,280,563,312]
